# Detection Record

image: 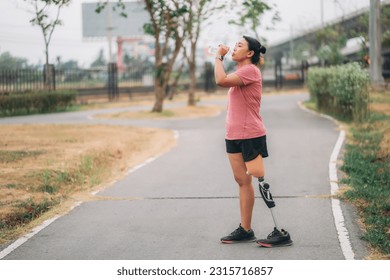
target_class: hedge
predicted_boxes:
[307,62,370,122]
[0,90,77,116]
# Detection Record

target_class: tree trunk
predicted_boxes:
[44,48,54,91]
[188,61,196,106]
[44,49,49,90]
[168,61,184,100]
[152,82,165,112]
[187,42,197,106]
[44,63,54,91]
[152,39,183,112]
[152,62,166,113]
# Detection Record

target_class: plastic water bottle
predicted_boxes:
[208,46,219,55]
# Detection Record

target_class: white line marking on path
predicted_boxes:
[330,130,355,260]
[0,130,180,259]
[298,101,355,260]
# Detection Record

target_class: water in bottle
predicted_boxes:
[208,46,219,55]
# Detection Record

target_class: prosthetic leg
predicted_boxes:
[256,177,293,247]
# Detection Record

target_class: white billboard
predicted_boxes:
[82,1,150,38]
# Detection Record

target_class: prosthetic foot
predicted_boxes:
[256,178,293,247]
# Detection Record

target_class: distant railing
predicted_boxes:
[0,63,319,96]
[0,68,44,93]
[0,66,154,94]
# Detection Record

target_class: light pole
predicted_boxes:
[369,0,384,84]
[106,0,114,63]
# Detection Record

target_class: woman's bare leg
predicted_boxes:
[228,153,255,231]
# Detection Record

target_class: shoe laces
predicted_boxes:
[231,225,249,236]
[267,227,281,239]
[232,226,244,235]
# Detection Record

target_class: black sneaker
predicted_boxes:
[256,227,293,247]
[220,224,256,244]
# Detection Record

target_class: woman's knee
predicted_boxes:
[234,174,251,186]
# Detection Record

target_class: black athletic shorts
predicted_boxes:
[225,135,268,162]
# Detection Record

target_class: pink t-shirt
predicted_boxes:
[225,64,266,140]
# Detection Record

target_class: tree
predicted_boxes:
[293,42,315,62]
[228,0,280,42]
[60,59,79,70]
[351,4,390,60]
[382,5,390,48]
[24,0,71,90]
[0,52,30,71]
[182,0,226,106]
[96,0,188,112]
[143,0,188,112]
[90,49,107,68]
[315,26,347,65]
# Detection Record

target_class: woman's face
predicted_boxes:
[231,38,251,62]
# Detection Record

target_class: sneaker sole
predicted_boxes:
[256,239,293,248]
[221,237,257,244]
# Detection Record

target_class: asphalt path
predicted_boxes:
[0,92,369,260]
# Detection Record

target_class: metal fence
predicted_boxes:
[0,68,44,93]
[0,66,154,94]
[0,63,313,96]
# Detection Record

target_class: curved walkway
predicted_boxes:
[0,93,368,259]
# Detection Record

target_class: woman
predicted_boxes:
[214,36,267,243]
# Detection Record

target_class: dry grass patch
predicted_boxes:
[370,90,390,161]
[95,105,223,120]
[370,91,390,116]
[0,124,175,243]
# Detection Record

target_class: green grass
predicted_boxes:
[339,118,390,257]
[32,154,105,194]
[0,198,59,231]
[0,150,45,163]
[302,99,316,112]
[159,110,175,117]
[304,91,390,258]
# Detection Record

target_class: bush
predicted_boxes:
[307,62,370,122]
[0,90,77,116]
[307,67,334,112]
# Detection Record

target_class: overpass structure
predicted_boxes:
[264,1,390,86]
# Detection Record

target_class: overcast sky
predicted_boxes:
[0,0,371,67]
